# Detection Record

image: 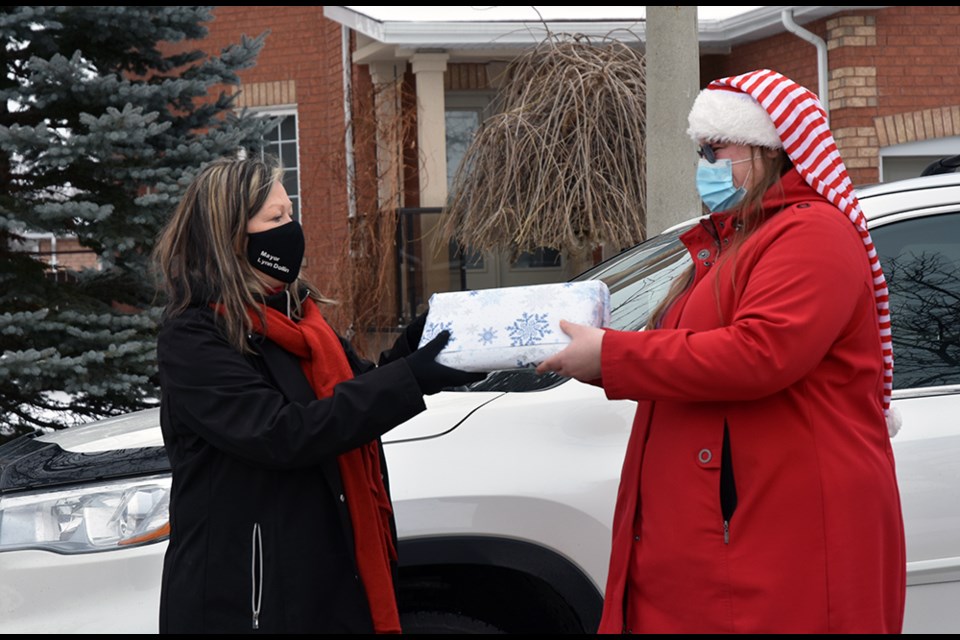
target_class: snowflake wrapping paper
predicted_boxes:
[418,281,612,372]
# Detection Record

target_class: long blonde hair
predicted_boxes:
[152,154,322,352]
[647,147,791,329]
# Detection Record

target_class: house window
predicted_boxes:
[446,108,482,188]
[260,112,300,220]
[510,247,561,269]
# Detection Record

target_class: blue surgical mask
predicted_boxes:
[696,158,750,212]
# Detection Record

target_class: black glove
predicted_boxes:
[378,312,429,366]
[403,311,428,352]
[405,330,487,395]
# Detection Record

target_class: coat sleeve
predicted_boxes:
[602,206,875,403]
[338,335,377,375]
[157,308,427,469]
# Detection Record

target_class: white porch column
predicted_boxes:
[409,52,455,296]
[410,52,450,206]
[369,61,408,212]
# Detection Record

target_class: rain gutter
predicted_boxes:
[781,8,830,121]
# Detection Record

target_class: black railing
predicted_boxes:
[396,206,466,321]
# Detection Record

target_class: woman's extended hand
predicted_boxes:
[405,331,487,394]
[536,320,604,381]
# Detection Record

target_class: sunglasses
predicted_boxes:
[697,143,717,163]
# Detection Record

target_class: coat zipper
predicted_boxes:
[251,522,263,630]
[723,519,730,544]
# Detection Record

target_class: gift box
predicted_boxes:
[418,281,611,372]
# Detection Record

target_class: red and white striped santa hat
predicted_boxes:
[687,69,899,437]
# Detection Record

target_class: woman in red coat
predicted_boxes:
[537,70,906,634]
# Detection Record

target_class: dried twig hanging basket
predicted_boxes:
[441,33,647,256]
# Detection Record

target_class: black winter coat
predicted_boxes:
[156,298,425,634]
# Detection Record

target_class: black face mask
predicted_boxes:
[246,220,305,284]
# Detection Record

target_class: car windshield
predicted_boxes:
[471,226,693,392]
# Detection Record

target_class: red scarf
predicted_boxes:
[235,299,401,633]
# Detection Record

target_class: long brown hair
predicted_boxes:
[152,154,324,352]
[646,147,791,329]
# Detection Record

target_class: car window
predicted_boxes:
[575,226,692,331]
[470,227,692,392]
[870,211,960,390]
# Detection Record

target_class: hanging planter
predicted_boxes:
[441,34,647,257]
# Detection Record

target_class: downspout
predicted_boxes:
[341,25,357,219]
[781,9,830,122]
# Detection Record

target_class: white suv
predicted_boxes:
[2,173,959,633]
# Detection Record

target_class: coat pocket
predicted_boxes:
[251,522,263,630]
[720,422,738,543]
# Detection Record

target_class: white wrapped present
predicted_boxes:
[418,281,611,372]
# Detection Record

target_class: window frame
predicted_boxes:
[254,107,301,221]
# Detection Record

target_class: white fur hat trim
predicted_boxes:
[686,88,783,149]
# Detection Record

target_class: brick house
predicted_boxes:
[16,233,99,276]
[150,7,960,349]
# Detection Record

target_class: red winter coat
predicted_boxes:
[597,169,906,634]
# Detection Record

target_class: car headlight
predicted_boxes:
[0,474,171,554]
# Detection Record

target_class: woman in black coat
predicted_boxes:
[151,154,483,633]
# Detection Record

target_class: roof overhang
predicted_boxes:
[324,6,889,65]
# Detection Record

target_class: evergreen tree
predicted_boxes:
[0,6,276,441]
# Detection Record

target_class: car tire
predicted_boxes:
[401,610,504,634]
